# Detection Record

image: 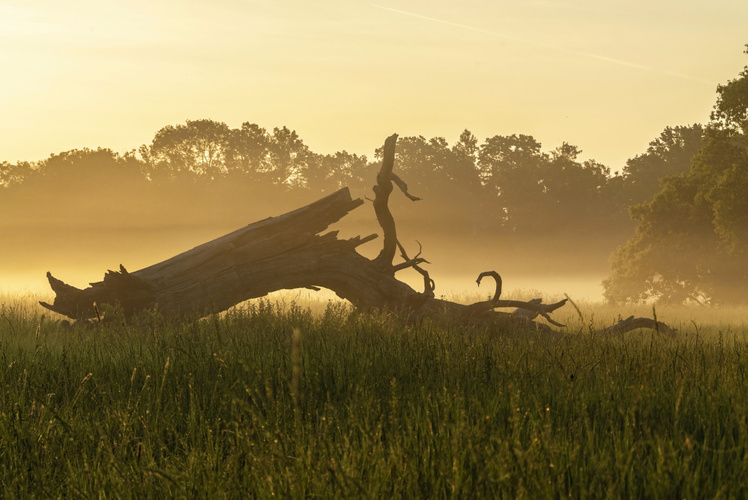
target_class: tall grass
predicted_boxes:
[1,294,748,498]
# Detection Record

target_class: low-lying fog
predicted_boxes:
[1,221,613,305]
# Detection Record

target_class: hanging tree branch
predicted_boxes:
[395,240,434,297]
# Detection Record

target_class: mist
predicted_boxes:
[0,121,661,306]
[4,72,748,309]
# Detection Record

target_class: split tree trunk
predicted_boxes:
[41,134,675,336]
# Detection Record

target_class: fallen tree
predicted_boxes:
[41,134,675,336]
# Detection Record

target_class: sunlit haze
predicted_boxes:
[1,0,746,168]
[2,0,747,304]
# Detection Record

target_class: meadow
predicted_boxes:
[1,291,748,498]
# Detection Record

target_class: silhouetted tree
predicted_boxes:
[1,148,148,228]
[448,129,483,194]
[305,151,369,194]
[712,44,748,133]
[540,143,616,231]
[267,126,311,188]
[618,125,704,206]
[604,47,748,304]
[225,122,272,181]
[445,130,490,231]
[28,148,143,187]
[0,161,32,188]
[140,119,232,182]
[386,135,450,190]
[478,134,548,232]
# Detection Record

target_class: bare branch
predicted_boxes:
[347,233,378,247]
[594,316,677,336]
[392,258,429,273]
[372,134,399,269]
[414,266,436,298]
[372,134,422,270]
[465,271,504,318]
[394,240,433,296]
[391,173,421,201]
[392,240,430,272]
[466,272,568,324]
[476,271,502,302]
[496,298,568,314]
[413,240,424,260]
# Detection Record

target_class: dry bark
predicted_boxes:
[41,134,675,337]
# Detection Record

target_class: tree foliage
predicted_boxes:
[0,120,689,242]
[140,119,232,181]
[604,47,748,304]
[0,161,32,189]
[712,45,748,133]
[616,125,704,207]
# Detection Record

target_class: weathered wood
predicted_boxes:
[595,316,677,336]
[41,188,392,318]
[372,133,401,270]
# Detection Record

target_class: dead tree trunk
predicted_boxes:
[41,134,675,336]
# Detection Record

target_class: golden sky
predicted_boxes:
[1,0,746,169]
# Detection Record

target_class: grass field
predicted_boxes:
[1,291,748,498]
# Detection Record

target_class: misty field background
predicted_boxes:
[1,44,746,498]
[2,292,748,498]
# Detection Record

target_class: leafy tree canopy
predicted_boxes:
[604,46,748,305]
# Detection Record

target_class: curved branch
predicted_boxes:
[476,271,502,302]
[414,266,436,298]
[392,258,429,273]
[394,240,434,296]
[392,240,430,272]
[465,270,567,324]
[465,270,503,317]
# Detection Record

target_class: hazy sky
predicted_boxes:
[1,0,746,169]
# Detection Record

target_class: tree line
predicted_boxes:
[2,46,746,305]
[0,120,702,237]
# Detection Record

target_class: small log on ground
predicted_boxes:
[595,316,677,336]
